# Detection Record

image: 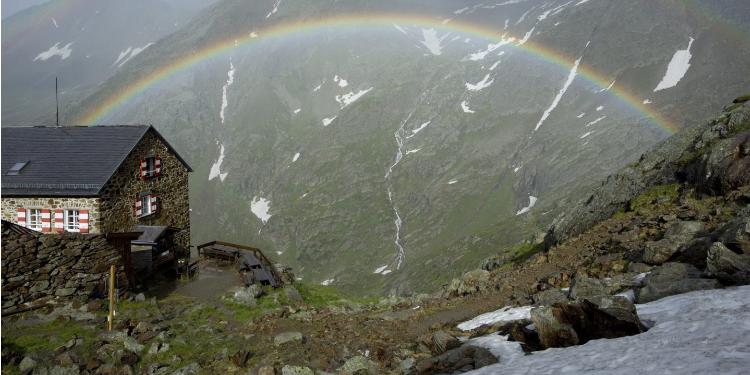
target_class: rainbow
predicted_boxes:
[76,13,679,133]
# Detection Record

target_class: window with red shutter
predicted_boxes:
[154,156,162,176]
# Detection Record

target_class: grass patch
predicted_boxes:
[3,319,96,354]
[509,242,545,264]
[629,184,681,211]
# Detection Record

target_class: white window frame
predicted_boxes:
[140,194,152,217]
[64,209,80,232]
[26,208,42,231]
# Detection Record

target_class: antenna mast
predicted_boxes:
[55,77,60,126]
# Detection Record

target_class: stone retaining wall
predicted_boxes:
[1,222,125,314]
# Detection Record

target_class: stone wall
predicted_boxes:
[1,197,101,233]
[98,129,191,249]
[1,222,125,314]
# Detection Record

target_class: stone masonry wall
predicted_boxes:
[98,129,191,249]
[1,223,125,314]
[1,197,101,233]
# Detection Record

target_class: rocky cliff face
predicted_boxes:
[545,95,750,249]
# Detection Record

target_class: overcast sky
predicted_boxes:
[2,0,49,19]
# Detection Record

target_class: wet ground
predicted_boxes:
[142,260,243,302]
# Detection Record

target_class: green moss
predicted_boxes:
[629,184,681,211]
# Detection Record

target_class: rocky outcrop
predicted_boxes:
[545,97,750,249]
[706,242,750,285]
[415,345,497,374]
[636,262,721,303]
[530,296,646,349]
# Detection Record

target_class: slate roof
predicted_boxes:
[1,125,191,196]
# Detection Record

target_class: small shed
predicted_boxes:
[130,225,181,278]
[197,240,282,287]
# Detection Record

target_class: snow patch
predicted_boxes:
[114,43,153,68]
[208,143,229,182]
[518,27,535,45]
[585,116,607,127]
[405,148,421,155]
[516,195,538,215]
[448,180,459,185]
[489,60,502,71]
[468,37,513,61]
[643,99,653,104]
[458,305,533,331]
[322,117,337,127]
[534,56,581,131]
[466,286,750,375]
[335,87,373,108]
[577,112,586,118]
[320,278,334,286]
[292,152,300,162]
[598,80,615,93]
[575,0,592,5]
[409,121,431,137]
[580,131,592,139]
[265,0,281,18]
[654,37,694,92]
[219,61,236,125]
[461,101,475,114]
[466,74,494,92]
[34,42,73,61]
[293,108,301,114]
[596,105,604,111]
[250,197,272,223]
[51,18,58,28]
[419,28,449,55]
[334,75,349,88]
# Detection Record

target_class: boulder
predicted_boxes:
[445,270,492,297]
[427,331,460,355]
[569,277,607,300]
[280,365,314,375]
[19,356,37,372]
[232,284,264,306]
[338,356,378,375]
[257,366,276,375]
[530,297,646,349]
[706,242,750,284]
[274,332,304,346]
[532,288,569,306]
[716,216,750,255]
[171,363,201,375]
[399,358,416,375]
[284,286,304,304]
[636,262,721,303]
[643,221,705,265]
[415,345,497,374]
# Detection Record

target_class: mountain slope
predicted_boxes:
[50,0,750,294]
[1,0,219,125]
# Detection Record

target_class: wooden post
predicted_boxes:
[108,265,115,331]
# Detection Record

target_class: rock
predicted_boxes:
[569,276,607,300]
[507,322,543,353]
[636,262,721,303]
[428,331,460,354]
[706,242,750,284]
[284,286,304,304]
[643,221,705,265]
[447,270,492,297]
[716,216,750,254]
[134,293,146,302]
[55,352,78,367]
[232,285,264,306]
[19,356,37,372]
[273,332,304,346]
[533,288,569,306]
[119,365,135,375]
[531,298,646,349]
[119,351,139,366]
[280,365,314,375]
[122,336,145,353]
[399,358,416,375]
[338,356,377,375]
[55,288,77,297]
[415,345,497,374]
[257,366,276,375]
